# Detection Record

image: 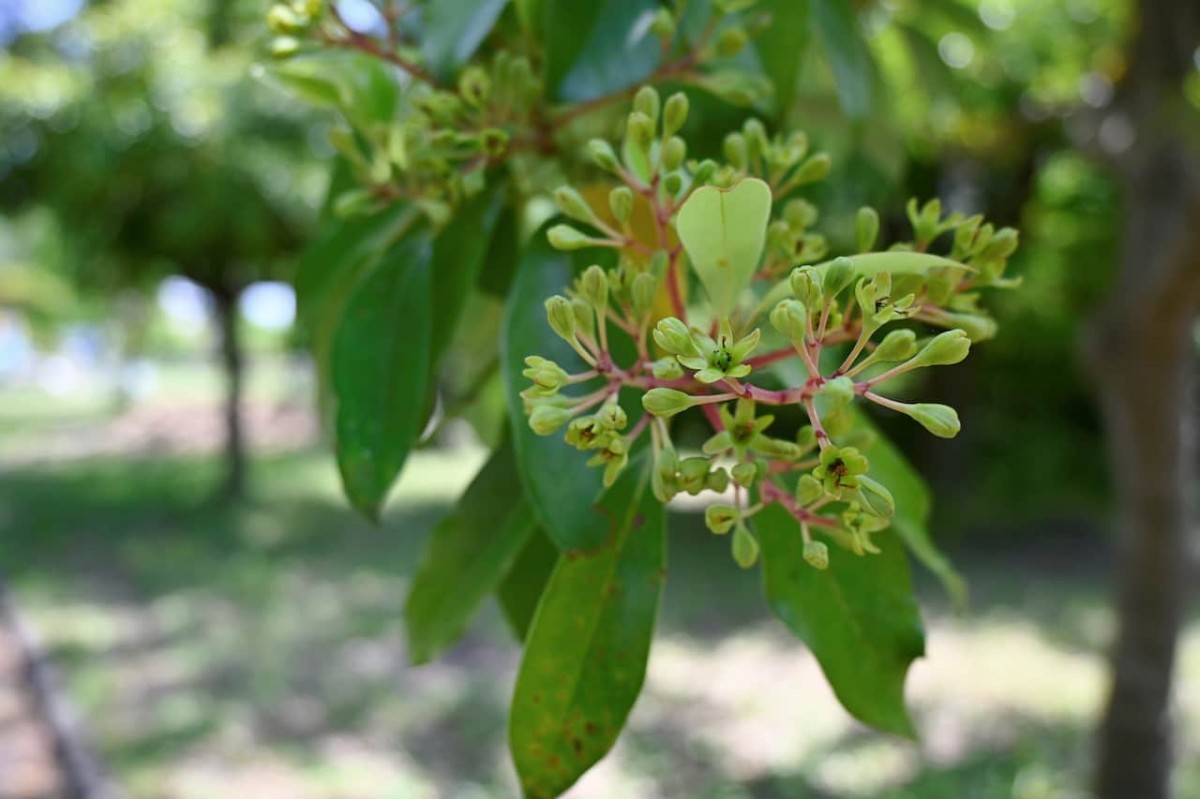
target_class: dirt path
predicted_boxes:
[0,616,66,798]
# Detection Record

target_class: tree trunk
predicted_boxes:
[1090,1,1200,796]
[212,287,247,501]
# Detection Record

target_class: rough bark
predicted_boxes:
[1089,1,1200,796]
[212,286,247,501]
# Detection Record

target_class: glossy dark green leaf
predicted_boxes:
[498,527,559,641]
[754,0,811,115]
[421,0,509,80]
[544,0,661,102]
[501,229,613,552]
[855,409,968,610]
[477,204,521,297]
[509,466,665,799]
[810,0,875,119]
[332,235,433,521]
[429,186,506,365]
[404,439,536,664]
[756,502,924,736]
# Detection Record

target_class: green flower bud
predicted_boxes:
[823,257,856,298]
[795,474,824,505]
[983,227,1019,260]
[796,425,817,453]
[267,4,306,34]
[653,442,680,502]
[554,186,597,224]
[480,128,509,157]
[856,207,880,253]
[715,26,749,57]
[706,468,730,493]
[596,400,628,430]
[571,298,595,340]
[803,540,829,570]
[705,504,739,535]
[820,376,855,408]
[790,266,822,306]
[626,110,655,147]
[901,403,961,438]
[723,133,749,171]
[663,172,684,196]
[702,430,733,456]
[911,329,971,368]
[547,224,596,251]
[609,186,633,226]
[528,404,573,435]
[792,153,832,185]
[522,356,570,391]
[731,461,759,488]
[269,36,301,58]
[874,329,919,362]
[663,92,689,137]
[631,272,658,317]
[579,264,609,310]
[752,436,803,461]
[822,405,853,439]
[587,139,620,173]
[691,159,718,185]
[649,7,676,39]
[544,295,576,342]
[653,317,695,356]
[770,300,807,344]
[662,136,686,172]
[855,475,895,517]
[650,356,684,380]
[642,388,695,418]
[742,118,768,163]
[732,523,759,568]
[633,86,660,124]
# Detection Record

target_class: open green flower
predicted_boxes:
[678,321,760,384]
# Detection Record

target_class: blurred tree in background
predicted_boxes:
[0,0,323,497]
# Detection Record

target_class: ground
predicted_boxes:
[1,362,1199,798]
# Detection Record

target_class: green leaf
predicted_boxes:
[430,185,506,365]
[810,0,875,120]
[509,466,665,799]
[498,527,559,641]
[544,0,661,102]
[421,0,510,81]
[754,0,811,114]
[477,204,521,297]
[501,228,613,552]
[854,409,968,610]
[676,177,773,318]
[756,502,925,736]
[332,235,433,521]
[404,439,536,664]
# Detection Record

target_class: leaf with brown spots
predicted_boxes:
[508,464,665,798]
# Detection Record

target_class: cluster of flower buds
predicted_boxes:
[522,85,1021,571]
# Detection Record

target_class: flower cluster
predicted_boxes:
[521,86,1019,570]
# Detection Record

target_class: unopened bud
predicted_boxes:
[633,86,660,124]
[790,266,822,306]
[653,317,694,356]
[911,329,971,368]
[732,524,759,568]
[820,376,855,408]
[663,92,689,137]
[731,461,759,488]
[579,264,609,309]
[900,403,961,438]
[715,26,748,56]
[547,224,595,251]
[823,257,855,297]
[792,153,831,184]
[587,139,620,173]
[770,299,807,343]
[856,475,895,517]
[642,388,695,418]
[691,159,717,185]
[796,474,824,505]
[649,7,676,39]
[554,186,597,224]
[663,172,683,196]
[544,295,575,341]
[522,356,569,390]
[706,468,730,492]
[627,111,655,147]
[528,404,573,435]
[856,207,880,253]
[662,136,686,172]
[609,186,633,225]
[723,133,748,170]
[458,66,491,108]
[650,356,684,379]
[631,272,658,317]
[874,329,918,362]
[803,540,829,570]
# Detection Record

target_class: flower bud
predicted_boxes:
[705,504,739,534]
[544,295,575,341]
[626,110,655,148]
[596,400,628,430]
[691,159,718,185]
[902,403,961,438]
[554,186,597,224]
[269,36,301,58]
[650,356,684,380]
[579,264,609,310]
[663,92,689,137]
[631,272,658,317]
[633,85,660,124]
[457,66,491,108]
[571,298,595,339]
[855,475,895,517]
[803,540,829,570]
[653,317,695,356]
[715,26,748,57]
[795,474,824,505]
[731,461,759,488]
[820,376,855,408]
[856,207,880,253]
[723,132,748,170]
[790,265,822,305]
[528,404,573,435]
[267,4,306,34]
[609,186,633,226]
[770,299,807,343]
[663,172,684,196]
[874,329,918,362]
[706,468,730,493]
[522,356,570,391]
[661,136,686,172]
[587,139,620,173]
[823,257,856,298]
[983,227,1019,260]
[911,329,971,368]
[649,7,676,39]
[642,388,695,418]
[796,425,817,453]
[792,153,831,185]
[547,224,596,251]
[732,523,759,568]
[743,118,768,163]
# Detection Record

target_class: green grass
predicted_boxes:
[2,449,1199,799]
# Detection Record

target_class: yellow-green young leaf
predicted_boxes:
[403,439,536,664]
[333,235,433,521]
[676,177,773,318]
[509,465,666,799]
[756,502,925,737]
